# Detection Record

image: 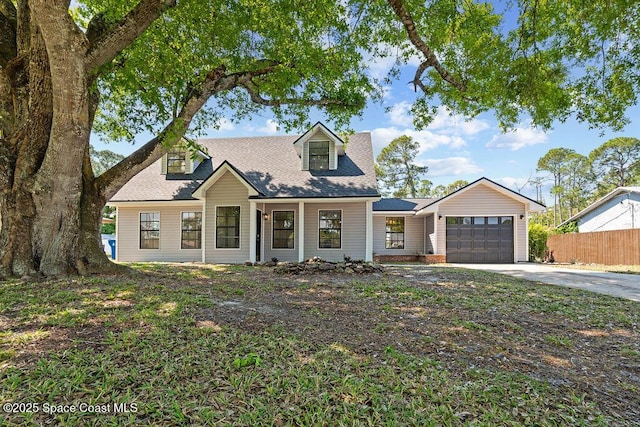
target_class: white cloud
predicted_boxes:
[427,106,490,136]
[385,104,490,138]
[388,101,414,127]
[422,157,483,177]
[370,127,468,157]
[257,119,280,135]
[486,127,549,151]
[215,118,235,131]
[495,176,530,192]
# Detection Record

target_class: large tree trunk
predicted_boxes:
[0,0,115,277]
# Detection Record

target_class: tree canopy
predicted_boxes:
[376,135,428,197]
[377,0,640,131]
[589,137,640,195]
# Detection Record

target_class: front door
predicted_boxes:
[256,209,262,262]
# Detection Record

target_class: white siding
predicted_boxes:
[436,184,528,262]
[304,202,367,261]
[578,193,640,232]
[301,141,309,171]
[204,171,251,263]
[263,203,299,262]
[329,140,337,170]
[160,155,167,175]
[425,214,435,254]
[373,215,424,255]
[116,204,203,262]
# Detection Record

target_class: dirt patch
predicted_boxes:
[198,265,640,422]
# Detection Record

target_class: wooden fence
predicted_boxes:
[546,229,640,265]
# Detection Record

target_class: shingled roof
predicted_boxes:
[372,198,440,211]
[109,131,380,202]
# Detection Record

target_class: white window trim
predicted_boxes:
[317,209,342,250]
[214,205,242,250]
[180,211,203,251]
[308,140,330,171]
[139,211,160,250]
[271,209,296,250]
[384,215,406,250]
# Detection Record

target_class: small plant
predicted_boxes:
[271,257,278,263]
[232,353,262,369]
[545,335,573,347]
[343,255,352,262]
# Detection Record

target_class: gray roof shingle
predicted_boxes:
[110,131,380,202]
[373,198,440,211]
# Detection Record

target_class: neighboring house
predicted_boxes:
[559,187,640,232]
[108,122,545,264]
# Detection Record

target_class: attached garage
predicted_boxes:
[372,178,546,264]
[445,216,514,263]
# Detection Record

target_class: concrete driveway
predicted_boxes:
[452,263,640,302]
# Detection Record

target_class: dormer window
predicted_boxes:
[293,122,345,171]
[309,141,329,171]
[167,148,187,174]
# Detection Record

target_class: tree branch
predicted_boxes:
[97,65,227,200]
[85,0,176,74]
[97,57,361,200]
[238,77,348,107]
[386,0,468,93]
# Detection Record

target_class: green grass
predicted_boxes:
[1,263,638,425]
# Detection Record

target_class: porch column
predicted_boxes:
[433,212,439,254]
[249,200,257,263]
[298,202,305,262]
[365,200,373,262]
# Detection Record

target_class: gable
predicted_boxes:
[415,178,545,215]
[192,161,259,200]
[438,183,525,214]
[561,187,640,226]
[293,122,345,171]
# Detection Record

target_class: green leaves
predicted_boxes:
[85,0,380,143]
[77,0,640,144]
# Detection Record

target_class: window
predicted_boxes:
[272,211,295,249]
[500,216,513,224]
[309,141,329,170]
[385,217,405,249]
[181,212,202,249]
[167,148,187,173]
[216,206,240,249]
[140,212,160,249]
[319,210,341,248]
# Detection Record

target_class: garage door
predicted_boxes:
[446,216,514,263]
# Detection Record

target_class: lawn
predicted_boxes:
[1,263,638,426]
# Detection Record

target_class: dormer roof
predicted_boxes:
[292,122,345,157]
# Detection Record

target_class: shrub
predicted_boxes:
[101,223,115,234]
[529,223,550,262]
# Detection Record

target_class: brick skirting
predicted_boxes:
[373,254,446,264]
